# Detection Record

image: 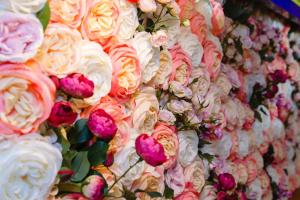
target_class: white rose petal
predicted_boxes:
[0,0,47,13]
[178,130,199,167]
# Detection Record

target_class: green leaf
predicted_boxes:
[36,2,50,31]
[68,119,92,145]
[88,141,109,166]
[164,185,174,199]
[71,151,90,182]
[124,188,137,200]
[135,189,163,198]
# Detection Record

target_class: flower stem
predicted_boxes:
[106,158,142,193]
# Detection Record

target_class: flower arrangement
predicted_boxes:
[1,0,300,200]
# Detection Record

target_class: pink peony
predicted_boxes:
[48,101,77,127]
[135,134,167,166]
[218,173,236,191]
[60,73,94,98]
[82,175,106,200]
[87,109,117,141]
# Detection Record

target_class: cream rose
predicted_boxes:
[0,11,43,63]
[131,87,159,133]
[130,32,160,83]
[35,23,82,77]
[183,158,205,192]
[0,134,62,200]
[0,63,55,135]
[0,0,47,13]
[178,130,199,167]
[75,40,112,105]
[177,28,203,68]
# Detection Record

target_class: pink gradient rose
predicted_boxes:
[152,122,178,169]
[82,175,106,200]
[135,134,167,167]
[174,182,200,200]
[60,73,94,98]
[190,12,209,43]
[87,109,118,140]
[0,11,43,63]
[49,0,85,28]
[109,44,141,102]
[0,63,55,134]
[48,101,77,127]
[169,44,192,86]
[202,34,223,80]
[210,0,225,35]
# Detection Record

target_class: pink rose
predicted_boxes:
[62,193,87,200]
[190,12,208,43]
[152,122,178,169]
[60,73,94,98]
[82,175,106,200]
[258,171,271,195]
[202,34,223,80]
[109,44,141,102]
[177,0,196,20]
[48,101,77,127]
[199,185,217,200]
[169,44,192,86]
[135,134,167,167]
[151,30,168,47]
[174,182,200,200]
[0,63,55,134]
[273,140,287,163]
[87,109,118,140]
[210,0,225,35]
[49,0,86,28]
[0,11,43,63]
[217,173,236,191]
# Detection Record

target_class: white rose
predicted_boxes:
[167,100,192,114]
[266,165,280,184]
[178,130,199,167]
[214,133,232,159]
[76,40,112,105]
[159,109,176,124]
[237,130,250,158]
[195,0,213,28]
[138,0,157,13]
[177,28,203,68]
[169,81,192,98]
[117,0,139,42]
[156,14,180,48]
[0,134,62,200]
[0,0,47,13]
[246,178,263,200]
[165,162,185,196]
[131,32,160,83]
[270,118,284,140]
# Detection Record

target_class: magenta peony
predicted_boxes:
[218,173,236,191]
[82,175,106,200]
[60,73,94,98]
[87,109,117,140]
[135,134,167,167]
[48,101,77,127]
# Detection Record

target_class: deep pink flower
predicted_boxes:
[104,152,114,167]
[269,70,289,83]
[82,175,106,200]
[264,84,279,99]
[135,134,167,167]
[217,191,238,200]
[50,75,61,89]
[87,109,117,140]
[60,73,94,98]
[218,173,236,191]
[48,101,77,127]
[62,193,87,200]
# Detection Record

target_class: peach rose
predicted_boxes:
[152,122,178,169]
[0,12,43,63]
[183,158,206,192]
[174,182,199,200]
[49,0,85,28]
[190,12,208,43]
[108,44,141,102]
[34,23,82,77]
[202,33,223,80]
[0,63,55,134]
[169,44,192,86]
[131,87,159,132]
[258,171,271,195]
[210,0,225,35]
[243,157,258,183]
[177,0,196,20]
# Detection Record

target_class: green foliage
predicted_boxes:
[36,2,50,31]
[71,151,90,182]
[163,185,174,199]
[88,141,109,166]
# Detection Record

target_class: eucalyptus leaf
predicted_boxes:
[71,151,90,182]
[163,185,174,199]
[36,2,50,31]
[88,141,109,166]
[68,119,92,145]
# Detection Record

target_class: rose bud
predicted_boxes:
[135,134,167,166]
[87,109,117,140]
[82,175,106,200]
[218,173,236,191]
[60,73,94,98]
[270,70,289,83]
[48,101,77,127]
[104,152,114,167]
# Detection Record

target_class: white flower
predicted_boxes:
[177,28,203,68]
[131,32,160,83]
[156,14,180,48]
[159,109,176,124]
[270,118,284,140]
[76,40,112,105]
[237,130,250,158]
[246,178,263,200]
[167,100,192,114]
[169,81,192,98]
[214,133,232,159]
[0,134,62,200]
[0,0,47,13]
[178,130,199,167]
[151,30,168,47]
[138,0,157,13]
[195,0,213,28]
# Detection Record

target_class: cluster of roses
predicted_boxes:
[1,0,300,200]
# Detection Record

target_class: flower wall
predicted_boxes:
[1,0,300,200]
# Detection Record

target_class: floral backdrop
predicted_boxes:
[1,0,300,200]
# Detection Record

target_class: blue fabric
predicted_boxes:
[271,0,300,19]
